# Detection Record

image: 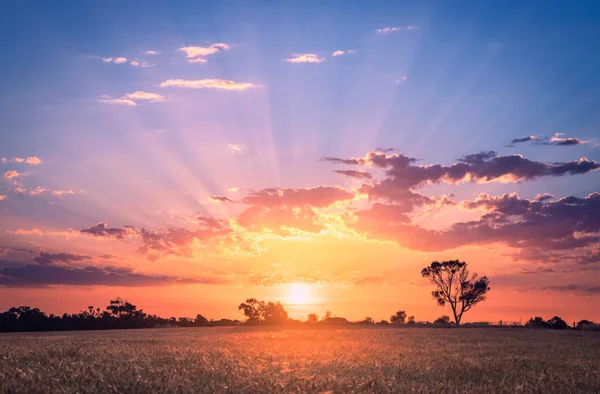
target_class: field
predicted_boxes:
[1,327,599,393]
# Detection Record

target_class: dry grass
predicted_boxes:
[1,327,599,393]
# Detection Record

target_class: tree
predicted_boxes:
[434,315,451,325]
[421,260,490,325]
[547,316,568,330]
[390,310,407,324]
[361,317,374,324]
[407,316,415,325]
[307,313,319,324]
[526,316,546,328]
[195,314,209,325]
[262,302,289,325]
[238,298,264,324]
[576,320,597,330]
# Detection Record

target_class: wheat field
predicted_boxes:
[1,327,599,393]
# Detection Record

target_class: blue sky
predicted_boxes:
[1,1,599,321]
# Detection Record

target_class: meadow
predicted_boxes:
[1,327,599,393]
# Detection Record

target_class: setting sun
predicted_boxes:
[287,283,312,305]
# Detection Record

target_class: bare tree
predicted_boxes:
[421,260,490,325]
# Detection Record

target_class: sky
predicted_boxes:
[1,1,600,323]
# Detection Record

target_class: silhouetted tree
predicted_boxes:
[378,319,389,325]
[323,311,332,320]
[390,310,407,324]
[361,317,374,324]
[421,260,490,325]
[195,314,209,325]
[307,313,319,323]
[547,316,569,330]
[238,298,265,324]
[262,302,289,325]
[434,315,451,325]
[407,316,416,325]
[576,320,598,330]
[525,316,546,328]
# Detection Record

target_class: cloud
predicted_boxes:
[159,79,256,90]
[122,91,165,102]
[130,60,139,67]
[285,53,325,64]
[0,195,6,201]
[145,50,159,55]
[98,98,138,106]
[333,170,372,180]
[3,170,20,179]
[241,186,353,208]
[178,43,231,63]
[396,76,408,84]
[332,50,355,57]
[536,284,600,296]
[113,57,127,64]
[376,26,417,35]
[25,157,42,165]
[209,195,234,203]
[0,264,225,287]
[80,222,138,240]
[510,136,539,144]
[0,158,6,163]
[33,251,91,266]
[228,144,248,155]
[79,222,232,261]
[509,134,588,147]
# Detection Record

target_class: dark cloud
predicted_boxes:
[510,136,539,144]
[34,251,91,266]
[80,222,231,261]
[241,186,353,208]
[208,195,234,203]
[537,284,600,295]
[327,150,598,203]
[347,192,600,253]
[80,222,138,239]
[508,135,586,147]
[0,264,226,287]
[333,170,372,179]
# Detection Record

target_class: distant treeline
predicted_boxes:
[1,297,599,333]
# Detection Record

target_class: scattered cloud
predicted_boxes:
[376,26,417,35]
[25,157,42,165]
[130,60,139,67]
[3,170,20,179]
[396,76,408,84]
[209,195,234,204]
[0,264,225,287]
[98,98,138,106]
[285,53,325,64]
[178,43,231,63]
[122,91,165,102]
[145,50,159,55]
[509,133,588,147]
[0,195,6,201]
[332,49,355,57]
[334,170,372,180]
[160,79,256,90]
[113,57,127,64]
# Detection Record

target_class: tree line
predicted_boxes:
[2,260,598,332]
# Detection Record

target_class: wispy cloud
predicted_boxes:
[145,50,159,55]
[285,53,325,64]
[508,133,590,147]
[5,157,42,165]
[113,57,127,64]
[376,26,417,35]
[160,79,256,90]
[122,91,165,102]
[332,50,355,57]
[0,195,6,201]
[209,195,234,204]
[99,91,165,106]
[98,97,138,106]
[396,76,408,84]
[178,43,231,63]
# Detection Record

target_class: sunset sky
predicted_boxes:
[1,1,600,323]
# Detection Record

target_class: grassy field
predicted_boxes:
[1,327,599,393]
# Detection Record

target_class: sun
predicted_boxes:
[287,282,312,305]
